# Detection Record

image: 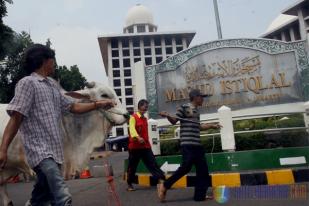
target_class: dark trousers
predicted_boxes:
[127,148,165,185]
[163,145,211,201]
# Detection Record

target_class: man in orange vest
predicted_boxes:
[127,99,165,191]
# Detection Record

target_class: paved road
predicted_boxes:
[3,152,309,206]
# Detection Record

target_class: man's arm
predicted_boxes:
[0,111,24,168]
[159,111,178,125]
[70,99,116,114]
[200,123,221,130]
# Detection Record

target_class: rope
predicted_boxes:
[103,157,121,206]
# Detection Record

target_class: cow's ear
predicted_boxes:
[65,92,90,100]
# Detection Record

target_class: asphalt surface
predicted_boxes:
[2,152,309,206]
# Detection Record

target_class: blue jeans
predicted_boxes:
[30,158,72,206]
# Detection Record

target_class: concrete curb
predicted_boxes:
[124,168,309,188]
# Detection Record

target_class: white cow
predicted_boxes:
[0,82,128,206]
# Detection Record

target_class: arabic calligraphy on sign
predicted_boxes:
[184,55,261,84]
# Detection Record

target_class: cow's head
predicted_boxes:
[66,82,129,125]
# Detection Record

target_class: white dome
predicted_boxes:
[265,14,297,33]
[125,4,154,27]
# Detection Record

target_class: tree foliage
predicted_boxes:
[0,0,13,59]
[54,65,86,91]
[0,31,33,103]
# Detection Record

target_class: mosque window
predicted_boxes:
[156,57,163,64]
[112,50,119,57]
[154,37,161,46]
[166,47,173,55]
[125,88,133,95]
[113,70,120,77]
[111,39,118,48]
[145,57,152,65]
[165,37,172,46]
[176,46,183,52]
[144,37,151,46]
[133,49,140,56]
[126,98,133,105]
[128,27,134,33]
[115,89,121,96]
[176,37,183,45]
[133,38,140,47]
[144,48,151,55]
[123,59,131,67]
[134,58,141,63]
[112,59,120,68]
[155,48,162,55]
[122,39,129,48]
[113,79,121,87]
[123,49,130,57]
[124,79,132,86]
[137,25,146,33]
[124,69,131,77]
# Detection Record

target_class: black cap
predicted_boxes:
[189,89,209,99]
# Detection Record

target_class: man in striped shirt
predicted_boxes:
[158,89,221,202]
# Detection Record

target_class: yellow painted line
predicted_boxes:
[212,173,241,187]
[266,169,295,185]
[163,175,186,188]
[138,174,150,186]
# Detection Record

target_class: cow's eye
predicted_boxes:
[101,94,109,98]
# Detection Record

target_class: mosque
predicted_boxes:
[98,4,195,136]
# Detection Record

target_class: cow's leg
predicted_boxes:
[0,184,13,206]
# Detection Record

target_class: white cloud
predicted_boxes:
[32,25,108,84]
[63,0,85,10]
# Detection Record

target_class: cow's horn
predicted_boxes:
[85,81,95,88]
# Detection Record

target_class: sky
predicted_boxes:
[4,0,296,84]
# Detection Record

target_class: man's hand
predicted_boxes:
[159,111,170,118]
[0,150,8,169]
[159,111,178,125]
[136,137,145,144]
[96,99,116,110]
[211,123,222,129]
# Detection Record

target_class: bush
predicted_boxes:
[160,130,309,155]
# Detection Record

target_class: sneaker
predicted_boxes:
[157,183,167,202]
[127,184,136,191]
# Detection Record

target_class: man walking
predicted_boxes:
[158,89,221,202]
[127,99,165,191]
[0,44,115,206]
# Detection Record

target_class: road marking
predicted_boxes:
[279,156,306,165]
[160,161,180,173]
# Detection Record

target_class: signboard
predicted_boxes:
[157,48,302,114]
[145,39,309,118]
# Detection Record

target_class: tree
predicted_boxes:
[0,31,33,103]
[54,65,87,91]
[0,0,14,60]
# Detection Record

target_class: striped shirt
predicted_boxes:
[7,72,74,168]
[176,103,201,146]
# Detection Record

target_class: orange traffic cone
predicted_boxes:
[80,167,92,179]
